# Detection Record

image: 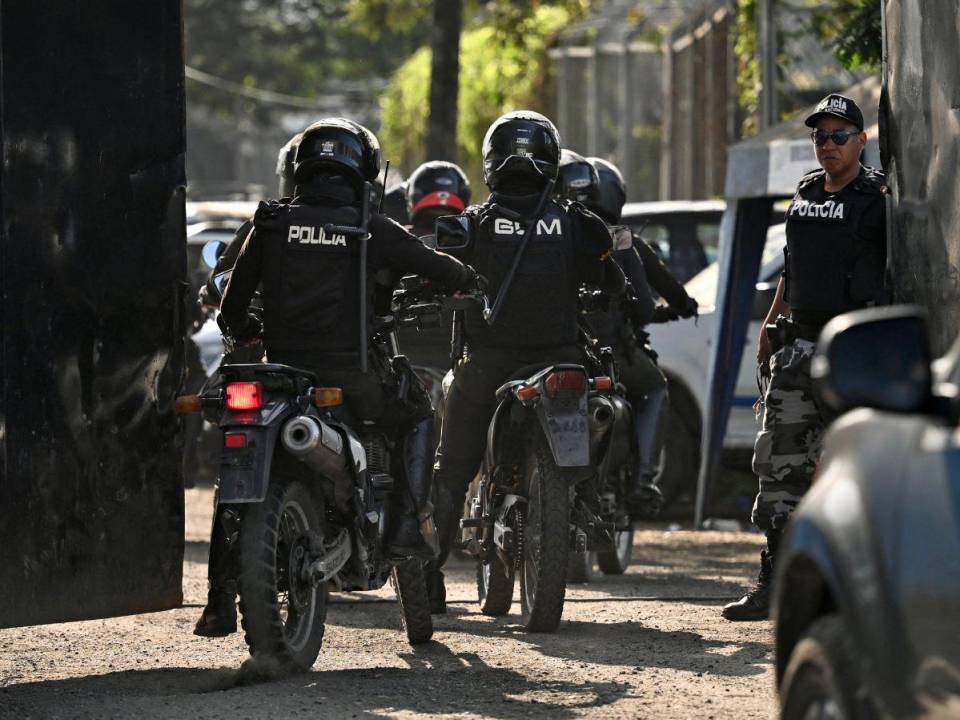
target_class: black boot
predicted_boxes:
[195,501,240,637]
[387,419,439,562]
[194,581,238,636]
[722,530,780,621]
[627,386,667,519]
[425,568,447,614]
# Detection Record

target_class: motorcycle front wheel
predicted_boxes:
[238,476,327,672]
[519,436,569,632]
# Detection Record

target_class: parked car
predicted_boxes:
[621,200,726,284]
[774,306,960,719]
[646,223,786,502]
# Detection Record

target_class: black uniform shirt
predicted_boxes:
[784,165,886,326]
[221,193,474,363]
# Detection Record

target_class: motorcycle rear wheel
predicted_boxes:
[238,476,327,672]
[391,560,434,644]
[519,437,569,632]
[597,523,633,575]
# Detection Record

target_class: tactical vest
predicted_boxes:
[784,166,886,325]
[462,199,580,351]
[254,199,364,358]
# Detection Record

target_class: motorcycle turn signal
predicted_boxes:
[175,395,202,413]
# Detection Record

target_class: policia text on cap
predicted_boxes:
[722,93,888,622]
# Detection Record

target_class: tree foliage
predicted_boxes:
[184,0,428,118]
[378,2,586,186]
[811,0,882,71]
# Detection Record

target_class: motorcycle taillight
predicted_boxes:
[225,381,263,410]
[543,370,587,398]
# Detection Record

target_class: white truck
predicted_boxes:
[648,224,786,503]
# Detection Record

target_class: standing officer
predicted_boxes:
[723,94,887,621]
[195,118,480,636]
[425,111,626,613]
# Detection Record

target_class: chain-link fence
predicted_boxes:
[185,72,383,200]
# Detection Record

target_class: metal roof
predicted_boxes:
[622,199,726,216]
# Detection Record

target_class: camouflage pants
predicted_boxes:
[751,339,826,531]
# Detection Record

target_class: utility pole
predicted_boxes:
[427,0,463,161]
[757,0,778,130]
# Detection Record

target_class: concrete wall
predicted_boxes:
[885,0,960,354]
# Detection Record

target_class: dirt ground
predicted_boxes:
[0,486,777,719]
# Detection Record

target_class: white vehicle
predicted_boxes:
[648,223,786,502]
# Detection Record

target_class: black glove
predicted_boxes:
[678,295,699,319]
[219,312,263,343]
[651,305,681,323]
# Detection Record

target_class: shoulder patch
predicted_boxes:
[852,166,888,195]
[797,168,826,190]
[253,199,284,230]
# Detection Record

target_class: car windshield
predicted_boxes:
[685,224,786,309]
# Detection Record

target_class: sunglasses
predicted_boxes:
[811,129,858,146]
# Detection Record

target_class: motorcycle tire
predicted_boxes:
[519,436,569,632]
[596,523,633,575]
[566,551,593,583]
[238,476,327,672]
[477,556,514,616]
[391,559,434,645]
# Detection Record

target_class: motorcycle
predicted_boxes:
[176,187,435,671]
[454,291,629,631]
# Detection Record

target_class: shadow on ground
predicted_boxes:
[0,644,629,719]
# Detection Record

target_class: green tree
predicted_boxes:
[185,0,429,118]
[811,0,882,71]
[378,2,586,184]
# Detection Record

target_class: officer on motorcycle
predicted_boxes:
[394,161,473,373]
[407,161,472,238]
[425,111,626,613]
[576,156,699,514]
[195,118,480,636]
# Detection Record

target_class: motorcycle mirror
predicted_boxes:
[201,239,227,270]
[435,215,471,250]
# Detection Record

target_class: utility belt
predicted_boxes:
[764,315,825,354]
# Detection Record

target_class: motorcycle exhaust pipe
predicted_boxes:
[588,396,616,451]
[282,415,351,483]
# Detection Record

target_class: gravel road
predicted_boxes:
[0,486,777,719]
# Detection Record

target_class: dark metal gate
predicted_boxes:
[0,1,186,628]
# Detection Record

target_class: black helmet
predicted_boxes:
[407,161,471,221]
[294,117,382,187]
[555,149,599,204]
[481,110,561,190]
[585,157,627,224]
[276,132,301,198]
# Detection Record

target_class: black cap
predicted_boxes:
[804,94,864,131]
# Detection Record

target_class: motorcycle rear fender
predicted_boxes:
[486,366,591,470]
[217,400,294,503]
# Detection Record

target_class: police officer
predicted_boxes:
[723,94,887,621]
[573,155,698,513]
[195,118,480,636]
[393,161,473,371]
[425,111,626,613]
